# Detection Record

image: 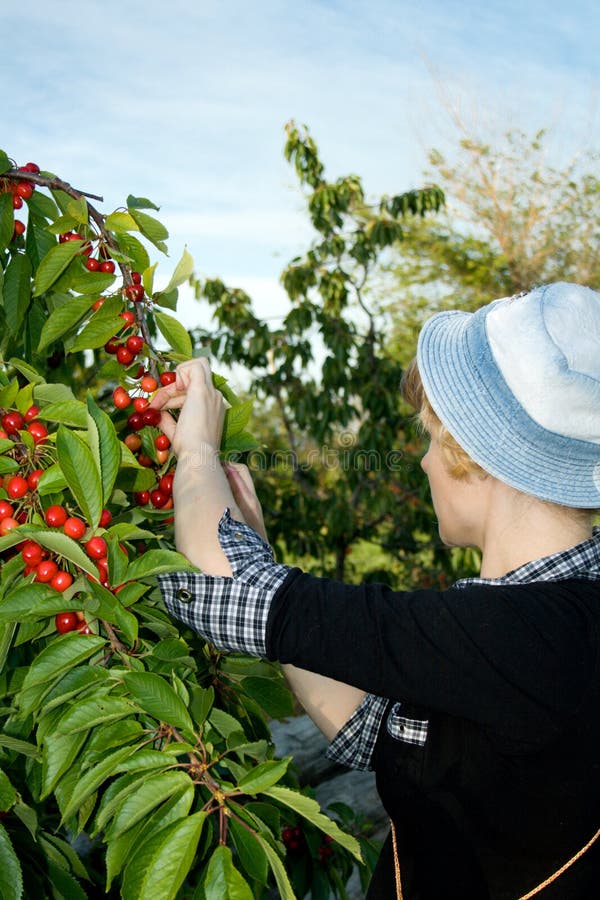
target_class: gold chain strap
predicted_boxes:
[389,820,600,900]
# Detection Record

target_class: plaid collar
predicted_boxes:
[454,525,600,589]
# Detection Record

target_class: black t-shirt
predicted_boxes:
[266,573,600,899]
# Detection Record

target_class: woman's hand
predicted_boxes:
[223,462,268,541]
[149,357,225,458]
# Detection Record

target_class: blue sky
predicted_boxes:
[3,0,599,326]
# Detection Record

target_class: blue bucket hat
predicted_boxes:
[416,282,600,508]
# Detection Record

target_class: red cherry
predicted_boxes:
[159,371,176,386]
[45,505,68,527]
[27,469,44,490]
[78,622,93,635]
[35,560,59,583]
[150,489,168,508]
[126,335,144,354]
[156,449,169,465]
[155,434,170,451]
[15,182,34,200]
[104,337,121,354]
[27,421,48,444]
[113,387,132,409]
[13,220,25,237]
[24,405,40,422]
[133,397,148,413]
[12,194,23,209]
[134,490,150,506]
[0,501,14,519]
[85,257,101,272]
[2,412,24,434]
[92,298,105,312]
[58,232,70,243]
[99,260,115,274]
[63,517,86,539]
[159,473,175,495]
[124,284,144,303]
[22,162,40,174]
[85,536,107,559]
[137,454,153,468]
[127,412,144,431]
[131,271,142,284]
[21,541,44,566]
[67,232,83,242]
[51,571,73,593]
[140,375,158,393]
[119,311,136,327]
[0,517,19,535]
[6,476,28,499]
[116,346,134,366]
[141,407,161,427]
[99,508,112,527]
[55,611,79,633]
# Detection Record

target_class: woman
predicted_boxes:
[151,282,600,899]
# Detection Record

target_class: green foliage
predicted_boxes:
[0,149,369,899]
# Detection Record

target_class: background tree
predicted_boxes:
[191,122,448,585]
[380,126,600,364]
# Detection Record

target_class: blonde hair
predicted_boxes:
[402,357,492,481]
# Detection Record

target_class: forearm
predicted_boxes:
[173,448,244,574]
[282,664,366,741]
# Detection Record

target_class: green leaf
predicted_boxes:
[33,240,82,296]
[37,295,93,352]
[126,195,160,212]
[240,676,294,719]
[56,425,103,526]
[37,399,88,427]
[0,192,14,251]
[112,232,151,272]
[253,832,295,900]
[263,785,363,861]
[59,743,141,823]
[69,268,115,295]
[0,822,23,900]
[87,393,120,505]
[41,730,89,798]
[105,782,193,887]
[224,400,253,439]
[208,707,244,740]
[0,770,17,811]
[203,846,253,900]
[229,817,269,884]
[107,771,193,840]
[164,247,194,293]
[237,758,290,795]
[56,694,138,734]
[34,382,76,403]
[121,811,205,900]
[45,859,87,900]
[125,549,197,580]
[8,358,43,384]
[129,209,168,246]
[69,304,125,353]
[105,211,140,233]
[154,311,192,358]
[65,195,89,225]
[121,671,194,732]
[3,253,32,336]
[18,634,105,717]
[37,463,68,495]
[0,735,37,758]
[13,528,99,577]
[0,150,10,174]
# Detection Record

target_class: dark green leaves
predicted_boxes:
[32,240,83,296]
[121,671,194,732]
[56,425,103,527]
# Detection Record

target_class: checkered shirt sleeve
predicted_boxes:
[158,509,292,657]
[326,693,389,771]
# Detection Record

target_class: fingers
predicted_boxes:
[150,358,214,411]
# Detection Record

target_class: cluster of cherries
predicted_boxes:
[112,372,177,511]
[281,826,334,863]
[1,161,39,239]
[0,402,124,636]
